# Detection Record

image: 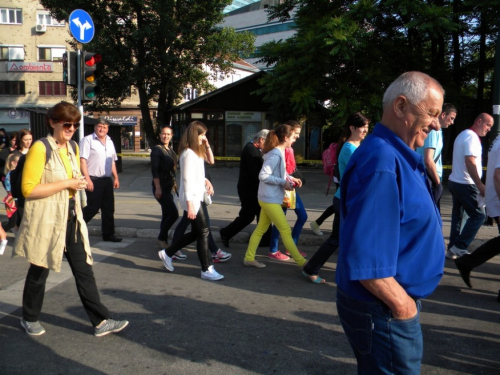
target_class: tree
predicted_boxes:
[257,0,498,137]
[41,0,254,146]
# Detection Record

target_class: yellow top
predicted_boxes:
[22,140,80,198]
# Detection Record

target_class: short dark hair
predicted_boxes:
[442,103,457,115]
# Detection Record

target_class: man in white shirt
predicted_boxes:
[447,113,494,259]
[80,118,122,242]
[454,133,500,290]
[416,103,457,210]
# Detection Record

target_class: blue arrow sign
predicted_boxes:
[69,9,95,44]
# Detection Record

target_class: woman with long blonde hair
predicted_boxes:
[158,121,224,280]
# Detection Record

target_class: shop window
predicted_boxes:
[0,8,22,24]
[191,113,203,119]
[0,46,24,61]
[39,81,66,96]
[226,124,243,157]
[0,81,25,95]
[38,46,65,62]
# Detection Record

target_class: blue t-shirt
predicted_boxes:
[336,123,444,301]
[334,142,358,199]
[416,129,443,179]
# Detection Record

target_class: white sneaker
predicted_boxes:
[309,221,323,236]
[158,250,174,272]
[449,245,470,258]
[201,265,224,281]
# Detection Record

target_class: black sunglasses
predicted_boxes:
[61,122,80,129]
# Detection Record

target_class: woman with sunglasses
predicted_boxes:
[14,101,128,337]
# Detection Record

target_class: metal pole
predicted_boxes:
[77,44,84,141]
[490,18,500,141]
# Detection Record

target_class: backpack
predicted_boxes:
[322,142,338,176]
[10,138,77,204]
[322,142,339,195]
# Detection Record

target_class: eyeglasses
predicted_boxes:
[61,122,80,129]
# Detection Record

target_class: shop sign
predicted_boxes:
[103,116,137,125]
[225,111,261,122]
[7,62,54,72]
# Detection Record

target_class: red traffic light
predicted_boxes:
[84,53,102,66]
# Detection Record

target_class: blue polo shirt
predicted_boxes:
[336,123,444,301]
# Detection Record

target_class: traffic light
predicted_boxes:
[62,51,77,86]
[81,51,101,101]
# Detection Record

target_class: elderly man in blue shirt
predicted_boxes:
[336,71,445,374]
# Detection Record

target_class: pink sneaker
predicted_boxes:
[268,251,290,261]
[285,249,307,257]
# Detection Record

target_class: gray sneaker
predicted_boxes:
[20,318,46,336]
[94,319,129,337]
[449,245,470,259]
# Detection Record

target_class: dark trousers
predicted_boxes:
[166,202,211,271]
[172,205,218,254]
[220,188,271,244]
[22,217,110,326]
[428,177,443,211]
[455,217,500,270]
[153,185,179,242]
[316,204,335,226]
[83,176,115,237]
[303,197,340,276]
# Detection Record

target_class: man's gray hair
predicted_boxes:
[96,117,110,126]
[253,129,270,142]
[382,71,444,107]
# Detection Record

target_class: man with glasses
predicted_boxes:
[80,118,122,242]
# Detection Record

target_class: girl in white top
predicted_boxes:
[158,121,223,281]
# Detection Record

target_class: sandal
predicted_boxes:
[302,271,325,284]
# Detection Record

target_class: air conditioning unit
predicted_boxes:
[35,24,47,33]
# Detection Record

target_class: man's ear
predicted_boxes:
[393,96,407,119]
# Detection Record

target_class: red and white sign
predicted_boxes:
[7,62,54,72]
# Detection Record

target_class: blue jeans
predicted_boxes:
[448,181,485,250]
[336,289,422,375]
[270,192,307,253]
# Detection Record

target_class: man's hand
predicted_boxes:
[85,177,94,192]
[113,178,120,189]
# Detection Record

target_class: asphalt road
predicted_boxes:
[0,157,499,374]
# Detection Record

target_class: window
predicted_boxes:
[38,47,65,62]
[0,81,25,95]
[37,11,65,26]
[39,81,66,96]
[0,8,22,24]
[0,46,24,61]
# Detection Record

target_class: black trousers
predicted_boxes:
[303,197,341,276]
[153,185,179,242]
[165,202,211,271]
[220,188,271,243]
[22,217,110,326]
[83,176,115,237]
[455,217,500,270]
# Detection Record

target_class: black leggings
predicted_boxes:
[165,202,210,271]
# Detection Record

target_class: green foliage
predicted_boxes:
[258,0,499,135]
[41,0,254,145]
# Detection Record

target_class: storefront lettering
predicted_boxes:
[7,62,54,72]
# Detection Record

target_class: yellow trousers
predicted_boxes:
[244,201,306,267]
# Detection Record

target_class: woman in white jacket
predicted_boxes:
[158,121,223,281]
[243,124,306,268]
